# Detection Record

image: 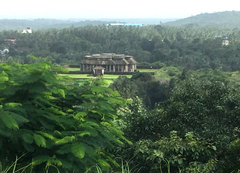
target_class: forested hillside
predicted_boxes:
[165,10,240,27]
[1,24,240,71]
[1,20,240,172]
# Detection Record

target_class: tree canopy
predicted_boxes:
[0,61,131,172]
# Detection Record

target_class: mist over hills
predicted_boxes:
[164,10,240,27]
[1,11,240,30]
[0,18,176,30]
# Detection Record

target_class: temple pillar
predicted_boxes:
[82,64,85,71]
[121,65,124,72]
[125,65,128,72]
[113,65,115,72]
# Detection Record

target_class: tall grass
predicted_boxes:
[1,154,32,173]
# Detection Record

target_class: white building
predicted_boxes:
[21,27,32,34]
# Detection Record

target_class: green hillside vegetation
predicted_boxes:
[2,14,240,172]
[165,10,240,27]
[2,24,240,71]
[2,62,240,172]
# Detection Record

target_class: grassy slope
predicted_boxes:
[61,67,240,86]
[62,67,181,83]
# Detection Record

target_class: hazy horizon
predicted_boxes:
[1,0,240,20]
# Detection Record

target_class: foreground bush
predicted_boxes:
[0,62,130,172]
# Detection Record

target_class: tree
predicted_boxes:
[0,61,130,172]
[156,70,240,172]
[134,131,217,173]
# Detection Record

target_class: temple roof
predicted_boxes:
[81,53,137,65]
[127,57,137,64]
[94,66,104,70]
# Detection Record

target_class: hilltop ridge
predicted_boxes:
[0,18,176,30]
[164,11,240,27]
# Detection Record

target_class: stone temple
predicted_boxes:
[80,53,137,73]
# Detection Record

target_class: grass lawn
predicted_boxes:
[58,74,132,79]
[58,74,92,78]
[59,67,181,82]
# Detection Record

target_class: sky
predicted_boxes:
[1,0,240,19]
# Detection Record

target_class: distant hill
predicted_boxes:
[98,18,177,25]
[0,18,177,30]
[164,11,240,27]
[0,19,109,30]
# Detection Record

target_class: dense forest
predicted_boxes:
[1,12,240,173]
[1,22,240,71]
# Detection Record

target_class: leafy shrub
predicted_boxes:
[0,62,130,172]
[134,131,217,173]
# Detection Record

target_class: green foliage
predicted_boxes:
[155,69,240,172]
[0,61,130,172]
[1,24,240,71]
[160,70,240,141]
[134,131,217,173]
[109,76,138,99]
[112,69,240,173]
[110,72,170,109]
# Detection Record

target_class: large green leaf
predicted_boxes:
[55,136,75,145]
[79,128,98,137]
[34,133,46,147]
[36,131,56,140]
[32,155,49,166]
[4,102,22,107]
[71,142,85,159]
[22,133,34,144]
[58,89,65,98]
[0,71,9,82]
[97,159,110,169]
[10,112,29,124]
[0,111,19,129]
